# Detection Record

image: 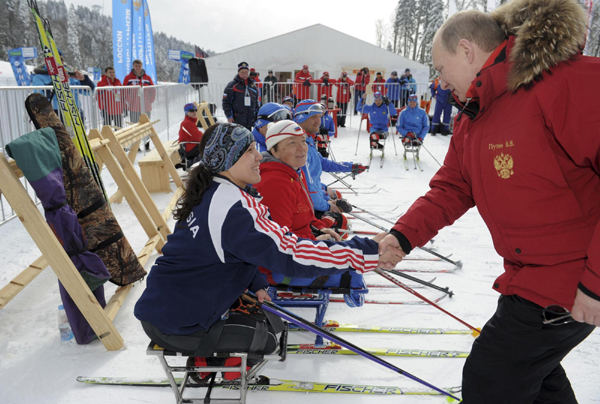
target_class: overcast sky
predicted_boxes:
[62,0,400,53]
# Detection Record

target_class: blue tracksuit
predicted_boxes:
[397,105,429,141]
[31,68,95,111]
[356,97,397,132]
[301,135,352,212]
[430,83,453,131]
[134,176,378,335]
[252,127,267,152]
[320,113,335,138]
[385,77,402,101]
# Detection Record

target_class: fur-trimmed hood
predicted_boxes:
[491,0,588,91]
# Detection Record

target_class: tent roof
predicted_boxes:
[205,24,429,73]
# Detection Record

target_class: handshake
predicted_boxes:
[373,233,407,270]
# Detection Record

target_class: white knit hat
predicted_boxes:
[265,120,305,151]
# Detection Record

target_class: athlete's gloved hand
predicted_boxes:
[319,127,328,136]
[383,96,390,105]
[351,163,367,175]
[335,198,352,213]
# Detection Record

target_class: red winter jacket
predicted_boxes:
[317,76,336,101]
[336,77,354,103]
[96,75,123,114]
[372,77,386,95]
[123,69,155,113]
[354,72,370,92]
[393,36,600,310]
[178,115,204,153]
[294,70,313,101]
[254,154,325,240]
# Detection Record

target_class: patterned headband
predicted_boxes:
[201,123,254,173]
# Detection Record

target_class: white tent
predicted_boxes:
[0,60,35,86]
[204,24,430,90]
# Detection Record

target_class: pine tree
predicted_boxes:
[67,4,83,68]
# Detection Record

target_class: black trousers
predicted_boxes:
[141,312,278,362]
[101,110,122,128]
[337,102,348,126]
[462,295,595,404]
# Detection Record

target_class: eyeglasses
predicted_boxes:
[256,108,293,123]
[542,305,573,325]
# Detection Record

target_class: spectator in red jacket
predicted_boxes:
[294,65,313,102]
[96,66,123,128]
[317,72,336,101]
[123,59,156,150]
[353,67,370,114]
[378,3,600,402]
[178,103,204,165]
[335,71,354,127]
[123,59,156,123]
[372,72,386,95]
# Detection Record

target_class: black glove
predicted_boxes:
[335,198,352,213]
[303,79,311,87]
[382,96,389,105]
[351,163,367,175]
[323,78,329,86]
[319,127,328,136]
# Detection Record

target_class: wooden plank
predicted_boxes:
[162,186,184,222]
[92,142,166,252]
[109,139,141,204]
[140,114,183,189]
[0,153,123,351]
[101,125,172,242]
[0,256,47,310]
[104,234,161,321]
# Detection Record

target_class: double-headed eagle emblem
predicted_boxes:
[494,153,514,179]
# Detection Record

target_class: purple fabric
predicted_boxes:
[30,168,111,344]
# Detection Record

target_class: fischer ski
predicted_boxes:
[28,0,107,200]
[290,320,472,335]
[76,375,462,396]
[329,292,448,305]
[287,343,469,358]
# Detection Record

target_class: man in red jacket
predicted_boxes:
[178,103,204,166]
[96,66,123,128]
[317,71,335,101]
[294,65,312,102]
[335,71,354,127]
[378,2,600,403]
[353,67,370,115]
[123,59,156,150]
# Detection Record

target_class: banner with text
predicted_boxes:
[168,49,194,84]
[8,47,37,86]
[112,0,156,83]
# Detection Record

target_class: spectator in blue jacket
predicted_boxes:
[252,102,292,152]
[429,78,453,136]
[397,94,429,146]
[400,68,417,107]
[32,63,95,125]
[295,99,366,220]
[385,71,403,108]
[135,122,382,377]
[356,92,397,150]
[222,61,259,130]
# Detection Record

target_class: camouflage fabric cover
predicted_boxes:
[25,93,146,285]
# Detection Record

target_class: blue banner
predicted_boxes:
[86,67,102,82]
[8,47,37,86]
[142,0,157,83]
[168,49,194,84]
[112,0,132,82]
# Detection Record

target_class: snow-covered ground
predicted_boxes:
[1,117,598,404]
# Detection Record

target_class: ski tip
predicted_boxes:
[456,260,463,269]
[446,395,462,403]
[471,327,482,338]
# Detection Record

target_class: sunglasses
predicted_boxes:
[187,109,198,112]
[542,305,574,325]
[296,103,324,115]
[257,108,293,123]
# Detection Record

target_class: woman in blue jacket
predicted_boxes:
[135,123,381,374]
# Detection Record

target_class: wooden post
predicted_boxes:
[195,102,215,130]
[98,125,172,241]
[0,153,123,351]
[139,114,183,190]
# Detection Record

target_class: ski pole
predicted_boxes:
[375,270,479,337]
[327,173,357,195]
[242,293,461,401]
[387,113,398,156]
[351,211,462,268]
[416,138,443,167]
[381,268,453,297]
[354,99,366,155]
